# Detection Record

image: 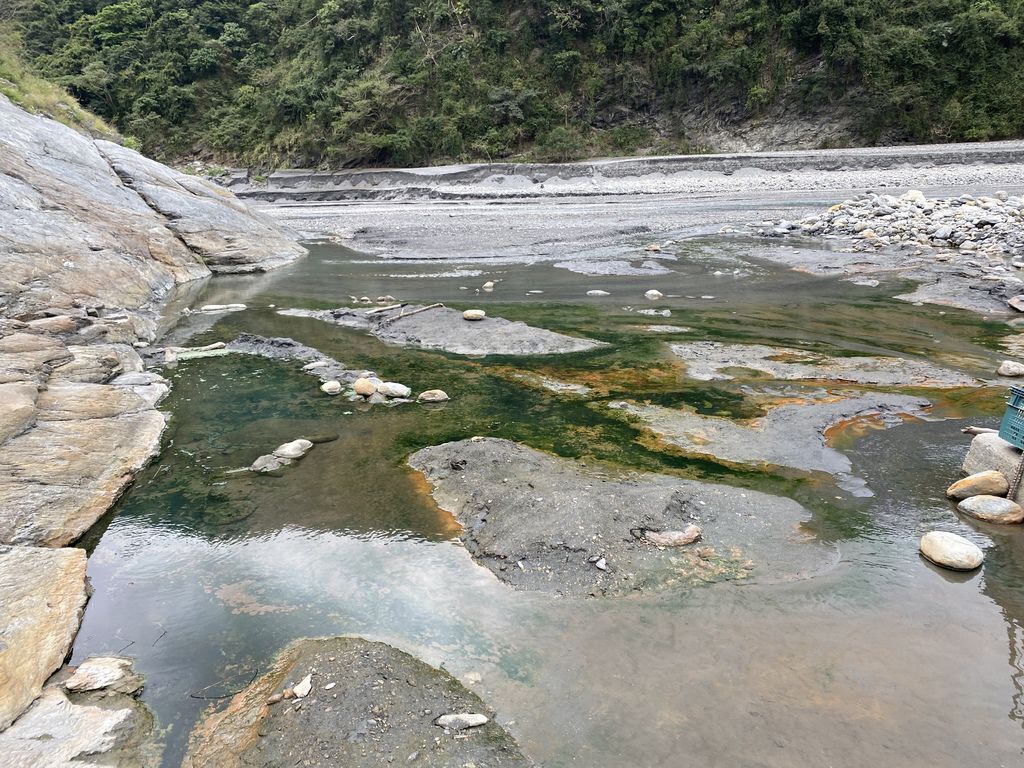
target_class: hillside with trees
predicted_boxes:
[13,0,1024,167]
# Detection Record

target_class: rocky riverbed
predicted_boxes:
[5,91,1024,768]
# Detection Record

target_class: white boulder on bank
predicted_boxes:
[463,309,486,321]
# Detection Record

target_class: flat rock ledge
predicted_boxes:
[0,656,157,768]
[609,393,930,495]
[408,438,837,597]
[0,546,88,731]
[670,341,976,388]
[183,636,531,768]
[279,305,607,356]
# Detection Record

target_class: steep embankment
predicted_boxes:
[0,93,304,739]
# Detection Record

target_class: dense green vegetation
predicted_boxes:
[15,0,1024,167]
[0,18,116,137]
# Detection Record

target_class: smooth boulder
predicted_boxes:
[946,470,1009,500]
[377,382,412,399]
[957,495,1024,524]
[273,439,313,460]
[320,380,342,395]
[417,389,450,403]
[353,378,377,396]
[644,289,664,300]
[462,309,486,321]
[998,360,1024,377]
[919,531,984,571]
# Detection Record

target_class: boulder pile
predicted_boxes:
[762,190,1023,262]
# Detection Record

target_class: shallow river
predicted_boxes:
[73,198,1024,766]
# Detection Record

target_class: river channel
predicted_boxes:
[71,192,1024,767]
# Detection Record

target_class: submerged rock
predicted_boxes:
[273,439,313,460]
[946,470,1009,500]
[417,389,450,403]
[609,394,930,491]
[956,495,1024,524]
[670,341,976,388]
[279,305,607,356]
[0,546,88,730]
[919,531,984,571]
[408,438,837,596]
[183,637,531,768]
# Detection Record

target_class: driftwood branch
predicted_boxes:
[377,302,445,326]
[365,303,406,316]
[961,426,998,435]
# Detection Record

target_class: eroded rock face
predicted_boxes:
[408,438,837,596]
[0,546,87,731]
[279,305,607,356]
[96,141,306,274]
[183,637,531,768]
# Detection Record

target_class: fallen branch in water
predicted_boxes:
[378,302,445,326]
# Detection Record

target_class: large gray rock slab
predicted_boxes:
[281,305,607,356]
[610,394,930,495]
[408,438,837,596]
[670,341,977,387]
[0,546,87,731]
[184,637,531,768]
[97,141,306,274]
[962,432,1024,504]
[0,381,167,547]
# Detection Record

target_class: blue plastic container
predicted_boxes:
[998,386,1024,449]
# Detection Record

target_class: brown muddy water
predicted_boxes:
[73,236,1024,767]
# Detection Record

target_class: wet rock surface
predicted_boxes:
[956,495,1024,524]
[946,470,1010,500]
[670,341,977,388]
[408,438,837,597]
[0,546,88,731]
[919,531,985,571]
[609,394,930,494]
[279,305,607,356]
[0,657,158,768]
[962,433,1024,504]
[183,636,531,768]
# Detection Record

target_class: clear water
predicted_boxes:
[73,238,1024,767]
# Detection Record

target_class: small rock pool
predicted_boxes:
[73,222,1024,766]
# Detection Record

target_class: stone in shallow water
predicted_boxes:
[377,381,412,399]
[956,495,1024,524]
[320,380,341,395]
[353,377,377,396]
[946,470,1009,500]
[274,439,313,460]
[644,289,664,300]
[417,389,449,403]
[919,531,984,571]
[0,546,88,730]
[64,656,143,695]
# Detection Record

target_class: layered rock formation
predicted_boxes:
[0,93,306,744]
